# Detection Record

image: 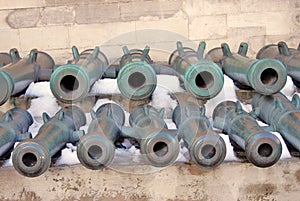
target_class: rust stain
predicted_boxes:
[62,194,150,201]
[19,188,42,201]
[294,169,300,183]
[243,183,276,194]
[240,183,277,201]
[186,164,210,175]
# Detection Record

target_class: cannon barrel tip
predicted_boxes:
[248,59,287,95]
[50,64,90,103]
[140,129,179,167]
[190,134,226,169]
[117,62,157,100]
[12,141,50,177]
[184,61,224,99]
[245,132,282,168]
[77,134,115,170]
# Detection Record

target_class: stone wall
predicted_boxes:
[1,161,300,201]
[0,0,299,63]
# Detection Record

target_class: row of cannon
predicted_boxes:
[0,91,299,177]
[0,41,300,105]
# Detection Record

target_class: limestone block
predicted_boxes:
[7,8,40,29]
[42,6,75,25]
[0,28,19,51]
[227,12,291,35]
[241,0,290,12]
[189,15,227,40]
[0,0,44,9]
[69,22,136,48]
[120,0,182,21]
[0,10,11,29]
[75,4,120,24]
[19,26,69,50]
[183,0,240,17]
[135,18,189,43]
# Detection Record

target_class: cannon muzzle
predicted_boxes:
[12,106,86,177]
[257,41,300,87]
[173,102,226,168]
[129,105,179,167]
[117,46,157,100]
[252,93,300,152]
[207,42,287,95]
[169,41,224,99]
[77,103,125,170]
[50,46,108,103]
[213,101,282,167]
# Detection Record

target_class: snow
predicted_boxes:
[205,75,237,118]
[2,73,298,168]
[90,79,120,94]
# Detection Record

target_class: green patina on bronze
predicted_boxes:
[12,106,86,177]
[0,108,33,157]
[173,102,226,169]
[218,42,287,95]
[169,41,224,100]
[0,48,54,105]
[257,41,300,88]
[50,46,108,103]
[117,46,157,100]
[128,105,179,167]
[252,92,300,153]
[77,103,125,170]
[213,100,282,168]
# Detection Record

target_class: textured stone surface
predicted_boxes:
[42,6,75,25]
[227,12,291,35]
[189,15,227,40]
[19,26,69,50]
[7,8,40,28]
[120,0,182,21]
[135,18,189,43]
[241,0,290,12]
[0,0,297,64]
[76,4,120,24]
[0,28,20,51]
[0,0,44,9]
[0,161,300,200]
[69,22,136,48]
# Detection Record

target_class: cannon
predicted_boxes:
[173,102,226,168]
[117,46,157,100]
[0,52,12,67]
[12,106,86,177]
[213,101,282,167]
[257,41,300,87]
[0,108,33,158]
[77,103,125,170]
[129,105,179,167]
[207,42,287,95]
[168,41,224,99]
[251,92,300,152]
[50,46,109,103]
[0,48,55,105]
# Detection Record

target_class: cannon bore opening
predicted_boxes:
[201,144,216,159]
[195,71,214,89]
[88,145,103,160]
[258,143,273,157]
[22,153,38,167]
[260,68,278,85]
[128,72,146,88]
[153,141,168,157]
[60,75,79,93]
